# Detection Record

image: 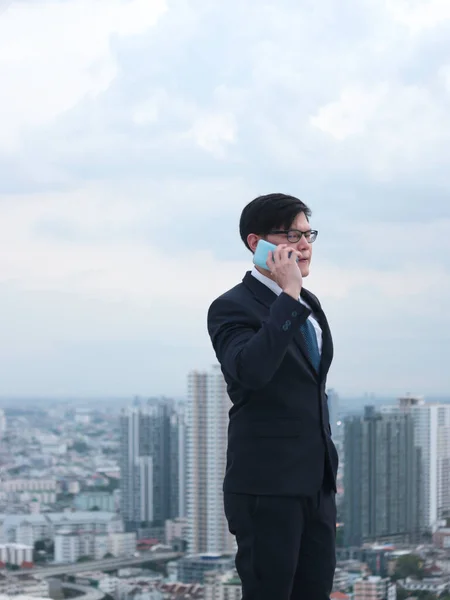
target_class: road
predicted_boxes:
[9,550,181,578]
[50,579,105,600]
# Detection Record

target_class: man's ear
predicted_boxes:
[247,234,260,253]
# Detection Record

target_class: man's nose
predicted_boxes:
[296,236,310,252]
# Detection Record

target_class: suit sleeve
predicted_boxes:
[207,292,310,390]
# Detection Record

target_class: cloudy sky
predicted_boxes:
[1,0,449,399]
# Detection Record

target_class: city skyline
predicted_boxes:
[1,388,449,408]
[1,0,450,398]
[0,374,449,597]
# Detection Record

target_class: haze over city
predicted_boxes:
[1,0,450,398]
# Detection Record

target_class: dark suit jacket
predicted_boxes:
[207,271,339,497]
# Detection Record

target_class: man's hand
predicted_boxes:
[266,244,303,300]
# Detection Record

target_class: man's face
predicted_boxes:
[265,212,314,278]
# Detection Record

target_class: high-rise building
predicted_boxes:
[381,396,450,529]
[344,406,421,547]
[171,405,187,519]
[186,365,235,554]
[120,399,184,532]
[327,388,340,435]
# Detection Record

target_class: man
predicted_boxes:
[207,193,338,600]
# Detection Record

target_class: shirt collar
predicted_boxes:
[250,265,312,311]
[251,266,282,296]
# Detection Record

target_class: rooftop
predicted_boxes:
[0,511,119,527]
[0,597,49,600]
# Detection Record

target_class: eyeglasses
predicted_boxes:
[269,229,318,243]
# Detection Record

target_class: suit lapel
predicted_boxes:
[242,272,278,308]
[242,272,333,380]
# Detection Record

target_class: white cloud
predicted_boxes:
[385,0,450,33]
[187,112,237,158]
[309,79,450,179]
[310,84,389,141]
[132,98,161,125]
[1,0,450,395]
[439,64,450,94]
[2,185,448,316]
[132,88,198,127]
[0,0,167,151]
[1,183,449,396]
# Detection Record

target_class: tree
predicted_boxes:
[396,589,414,600]
[34,540,46,552]
[70,441,89,453]
[393,554,424,580]
[77,555,93,563]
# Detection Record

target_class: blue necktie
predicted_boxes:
[300,319,321,372]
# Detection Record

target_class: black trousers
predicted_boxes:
[224,488,336,600]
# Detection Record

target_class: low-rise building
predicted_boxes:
[332,567,349,592]
[109,533,136,557]
[336,559,367,586]
[0,542,33,565]
[397,576,450,596]
[0,596,49,600]
[72,571,118,596]
[165,518,188,546]
[74,491,116,512]
[54,531,79,563]
[353,576,397,600]
[0,478,57,506]
[171,554,235,584]
[54,530,136,563]
[159,582,203,599]
[433,527,450,549]
[84,568,164,600]
[0,511,123,547]
[204,570,241,600]
[0,573,48,598]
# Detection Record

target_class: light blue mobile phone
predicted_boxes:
[253,239,277,270]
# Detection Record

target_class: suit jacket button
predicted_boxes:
[292,311,298,317]
[282,320,291,331]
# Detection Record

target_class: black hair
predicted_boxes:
[239,193,312,251]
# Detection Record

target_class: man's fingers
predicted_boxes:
[281,246,299,262]
[270,245,301,275]
[273,246,286,264]
[265,250,275,270]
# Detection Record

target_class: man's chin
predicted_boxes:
[300,264,310,278]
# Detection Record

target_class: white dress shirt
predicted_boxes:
[251,266,322,353]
